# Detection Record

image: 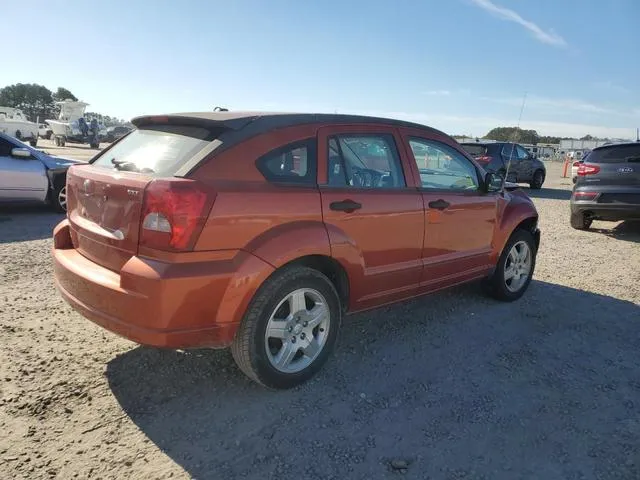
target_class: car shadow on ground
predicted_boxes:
[590,220,640,244]
[524,187,572,201]
[106,281,640,480]
[0,208,63,244]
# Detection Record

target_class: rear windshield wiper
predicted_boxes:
[111,158,139,172]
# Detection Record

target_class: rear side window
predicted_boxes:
[460,144,487,157]
[92,125,221,176]
[588,144,640,164]
[256,139,317,185]
[502,143,517,159]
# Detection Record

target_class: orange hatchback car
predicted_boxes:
[53,112,540,389]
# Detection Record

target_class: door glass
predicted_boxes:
[516,145,530,160]
[327,134,405,188]
[409,138,479,190]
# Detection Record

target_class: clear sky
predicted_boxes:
[4,0,639,138]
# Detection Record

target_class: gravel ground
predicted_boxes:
[1,162,639,480]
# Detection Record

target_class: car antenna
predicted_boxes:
[501,92,528,193]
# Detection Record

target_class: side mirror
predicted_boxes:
[11,147,33,159]
[484,172,503,193]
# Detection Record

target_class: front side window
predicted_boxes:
[409,138,479,190]
[516,145,530,160]
[256,139,317,184]
[327,134,405,188]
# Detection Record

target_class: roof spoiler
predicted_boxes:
[131,113,257,131]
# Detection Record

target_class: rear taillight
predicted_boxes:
[140,179,214,251]
[577,164,600,176]
[476,155,492,164]
[573,191,599,201]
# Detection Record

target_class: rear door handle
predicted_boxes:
[330,199,362,212]
[428,199,450,210]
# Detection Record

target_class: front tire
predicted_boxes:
[29,137,38,147]
[484,229,537,302]
[231,265,342,389]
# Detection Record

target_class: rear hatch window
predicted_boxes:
[460,144,488,157]
[587,144,640,164]
[92,125,221,176]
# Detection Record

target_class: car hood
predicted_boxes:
[39,154,86,170]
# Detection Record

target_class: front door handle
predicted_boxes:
[330,199,362,212]
[428,199,450,210]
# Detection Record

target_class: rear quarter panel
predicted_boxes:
[191,124,331,267]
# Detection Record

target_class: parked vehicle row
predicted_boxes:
[0,131,84,211]
[52,112,541,389]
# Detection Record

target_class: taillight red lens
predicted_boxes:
[577,164,600,176]
[476,155,492,164]
[573,191,598,201]
[140,179,214,251]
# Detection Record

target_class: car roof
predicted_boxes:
[131,111,448,137]
[460,141,508,146]
[592,141,640,151]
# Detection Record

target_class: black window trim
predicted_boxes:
[255,137,318,186]
[408,136,483,194]
[322,132,408,190]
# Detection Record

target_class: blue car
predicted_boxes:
[0,131,84,211]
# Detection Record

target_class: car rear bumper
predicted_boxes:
[570,201,640,221]
[52,219,274,349]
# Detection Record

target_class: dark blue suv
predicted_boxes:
[460,141,546,189]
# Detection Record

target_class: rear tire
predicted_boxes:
[29,137,37,147]
[570,212,592,230]
[15,130,22,140]
[231,265,342,389]
[530,169,545,189]
[483,229,537,302]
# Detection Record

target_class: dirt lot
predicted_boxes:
[1,161,639,480]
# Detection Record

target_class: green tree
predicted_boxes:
[53,87,78,102]
[0,83,55,122]
[484,126,539,144]
[580,134,595,141]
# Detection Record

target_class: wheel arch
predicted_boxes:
[282,255,350,313]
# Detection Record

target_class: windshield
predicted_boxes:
[91,125,220,176]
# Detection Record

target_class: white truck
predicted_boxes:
[0,107,38,146]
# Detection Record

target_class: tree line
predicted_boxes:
[0,83,125,126]
[481,127,609,144]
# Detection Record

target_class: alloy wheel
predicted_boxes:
[504,240,532,292]
[58,187,67,211]
[264,288,330,373]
